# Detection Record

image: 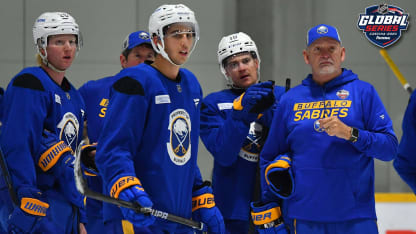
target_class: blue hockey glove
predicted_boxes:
[265,155,294,199]
[38,130,87,218]
[192,182,225,234]
[110,176,155,227]
[232,81,275,124]
[7,186,63,233]
[250,201,288,234]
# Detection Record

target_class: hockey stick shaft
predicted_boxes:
[0,147,19,206]
[379,49,413,95]
[285,78,291,92]
[73,142,204,230]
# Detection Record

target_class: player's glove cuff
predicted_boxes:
[251,201,287,233]
[38,139,72,172]
[192,181,216,212]
[109,176,143,199]
[265,154,294,199]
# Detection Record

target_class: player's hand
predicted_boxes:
[319,116,352,140]
[232,81,275,124]
[192,183,225,234]
[118,185,155,227]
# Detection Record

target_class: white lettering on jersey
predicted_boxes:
[155,95,171,104]
[217,102,233,110]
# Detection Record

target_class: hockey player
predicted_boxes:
[0,12,87,233]
[78,30,155,233]
[95,4,225,233]
[200,32,287,233]
[394,90,416,194]
[260,24,398,234]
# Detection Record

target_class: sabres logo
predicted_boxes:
[314,120,325,132]
[336,89,349,99]
[357,4,409,48]
[239,122,265,162]
[167,109,191,166]
[57,112,80,151]
[139,31,150,40]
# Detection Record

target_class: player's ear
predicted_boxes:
[303,50,310,65]
[120,54,127,69]
[152,35,161,47]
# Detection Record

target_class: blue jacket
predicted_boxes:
[394,90,416,194]
[261,69,397,222]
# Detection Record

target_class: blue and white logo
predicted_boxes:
[167,109,191,166]
[357,4,409,48]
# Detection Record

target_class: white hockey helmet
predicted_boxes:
[217,32,261,83]
[33,12,81,71]
[148,4,199,65]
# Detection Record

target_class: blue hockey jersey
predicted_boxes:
[260,69,397,222]
[394,90,416,194]
[200,86,285,221]
[0,66,86,233]
[95,62,203,231]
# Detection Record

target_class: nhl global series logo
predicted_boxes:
[357,4,409,48]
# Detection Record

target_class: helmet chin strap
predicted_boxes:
[39,49,66,73]
[156,41,181,66]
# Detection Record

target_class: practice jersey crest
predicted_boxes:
[57,112,80,151]
[167,109,192,166]
[239,122,265,162]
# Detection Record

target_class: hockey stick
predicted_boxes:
[285,78,291,92]
[379,49,413,95]
[73,141,204,231]
[0,147,19,206]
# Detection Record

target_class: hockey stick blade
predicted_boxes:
[73,141,204,231]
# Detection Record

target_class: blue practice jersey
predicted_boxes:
[260,69,397,222]
[200,86,285,221]
[394,90,416,194]
[0,66,85,233]
[96,62,203,232]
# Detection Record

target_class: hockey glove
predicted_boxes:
[232,81,275,124]
[7,186,63,233]
[80,144,99,176]
[250,201,288,234]
[265,155,294,199]
[111,176,155,227]
[192,182,225,234]
[38,130,87,222]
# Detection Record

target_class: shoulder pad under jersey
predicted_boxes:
[113,76,145,95]
[13,73,45,91]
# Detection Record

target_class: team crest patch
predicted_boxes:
[314,120,325,132]
[167,109,191,166]
[357,4,409,48]
[57,112,80,151]
[239,122,264,162]
[336,89,349,99]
